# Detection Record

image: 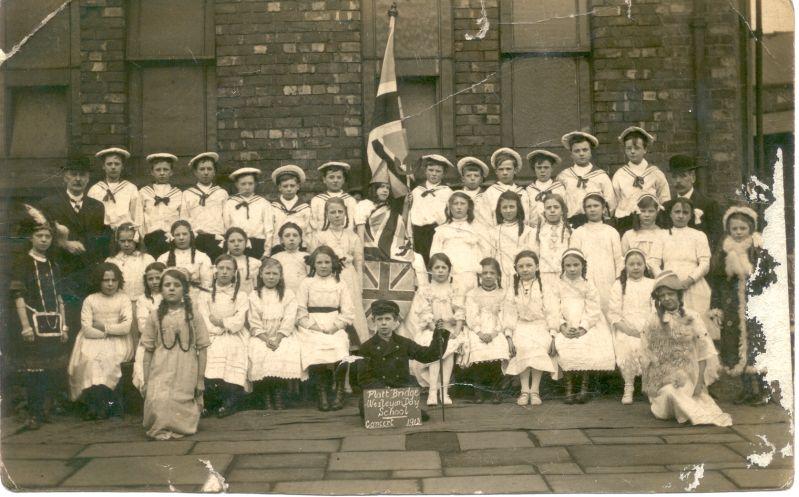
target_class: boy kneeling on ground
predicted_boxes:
[352,300,450,420]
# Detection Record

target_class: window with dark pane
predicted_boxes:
[398,77,440,150]
[8,86,68,158]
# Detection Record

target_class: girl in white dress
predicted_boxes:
[607,249,655,404]
[621,193,665,274]
[552,249,616,404]
[68,262,133,419]
[133,261,166,393]
[408,253,465,406]
[569,192,623,313]
[197,255,250,418]
[296,246,354,411]
[641,271,730,426]
[310,197,368,344]
[430,192,490,296]
[463,258,513,404]
[662,198,712,320]
[271,222,309,295]
[224,227,261,294]
[504,251,559,406]
[534,193,571,290]
[487,191,537,289]
[157,220,213,296]
[248,257,304,410]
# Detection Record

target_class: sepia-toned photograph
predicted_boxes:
[0,0,794,493]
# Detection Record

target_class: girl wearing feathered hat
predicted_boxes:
[9,205,70,429]
[640,271,731,426]
[709,204,777,405]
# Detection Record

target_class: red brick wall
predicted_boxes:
[214,0,364,195]
[78,0,129,157]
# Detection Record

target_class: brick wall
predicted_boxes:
[214,0,364,195]
[452,0,501,162]
[78,0,128,157]
[589,0,745,200]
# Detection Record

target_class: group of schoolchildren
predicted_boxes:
[10,126,774,439]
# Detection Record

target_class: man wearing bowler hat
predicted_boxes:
[666,154,722,250]
[38,156,108,340]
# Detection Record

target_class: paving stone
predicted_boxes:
[545,471,738,492]
[666,462,749,471]
[326,471,391,480]
[234,453,330,469]
[274,479,419,494]
[227,468,324,483]
[661,433,746,444]
[584,465,669,474]
[721,468,794,489]
[457,431,534,450]
[443,447,571,467]
[531,429,591,446]
[584,426,732,437]
[77,441,193,458]
[341,434,405,451]
[328,451,440,471]
[726,442,794,467]
[0,444,83,460]
[392,469,441,478]
[1,460,80,488]
[731,423,793,446]
[227,482,271,493]
[61,454,233,487]
[590,436,664,444]
[192,439,339,454]
[443,465,535,476]
[536,462,583,475]
[405,431,460,452]
[569,443,744,467]
[423,474,549,493]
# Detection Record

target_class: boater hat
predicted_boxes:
[188,152,219,169]
[526,149,562,165]
[618,126,655,144]
[421,154,454,169]
[561,131,599,150]
[318,161,351,173]
[95,147,131,160]
[490,147,523,171]
[146,153,178,164]
[271,164,306,185]
[229,167,262,181]
[456,156,489,177]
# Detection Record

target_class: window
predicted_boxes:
[499,0,592,166]
[2,0,71,69]
[399,78,440,151]
[127,0,216,171]
[8,86,68,158]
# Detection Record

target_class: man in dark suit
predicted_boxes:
[666,154,722,250]
[38,156,108,338]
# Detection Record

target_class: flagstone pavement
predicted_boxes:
[0,398,793,493]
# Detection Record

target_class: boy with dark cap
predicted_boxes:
[352,300,450,419]
[666,154,722,250]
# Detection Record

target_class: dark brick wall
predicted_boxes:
[452,0,501,160]
[78,0,128,157]
[214,0,364,195]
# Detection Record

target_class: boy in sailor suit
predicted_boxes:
[87,147,143,233]
[525,150,567,226]
[476,148,530,227]
[556,132,616,228]
[409,154,454,265]
[270,165,311,248]
[612,127,670,235]
[223,167,275,259]
[140,153,183,258]
[456,156,488,201]
[309,161,358,236]
[181,152,229,260]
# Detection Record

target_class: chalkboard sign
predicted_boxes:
[363,387,422,429]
